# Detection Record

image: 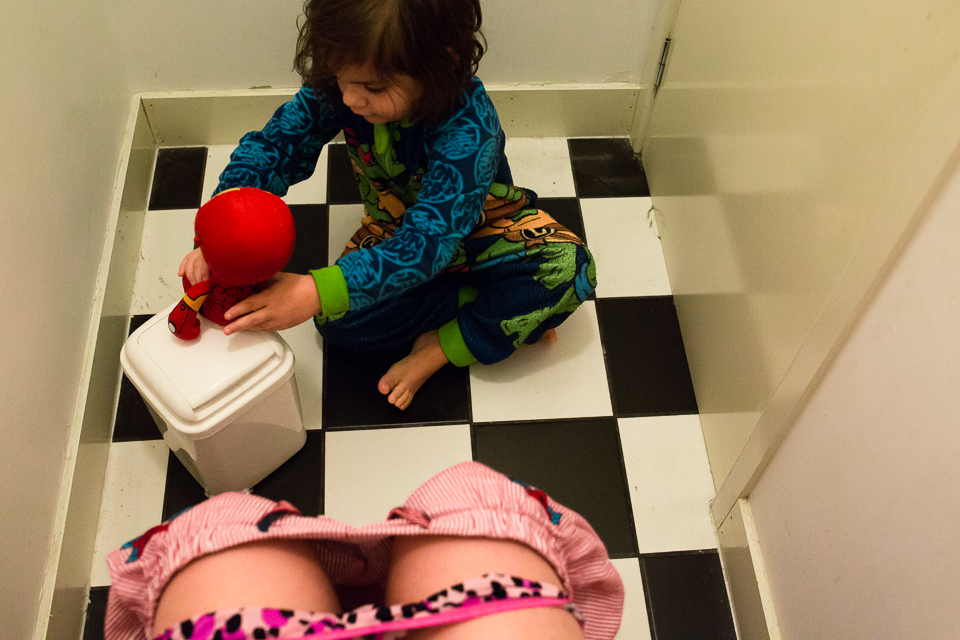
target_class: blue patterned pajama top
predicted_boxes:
[214,77,596,365]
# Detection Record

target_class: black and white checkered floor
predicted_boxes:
[83,137,737,639]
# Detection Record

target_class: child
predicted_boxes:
[179,0,597,410]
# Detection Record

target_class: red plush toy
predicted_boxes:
[168,187,296,340]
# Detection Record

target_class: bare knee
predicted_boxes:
[385,536,583,639]
[153,539,340,633]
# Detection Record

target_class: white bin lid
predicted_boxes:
[121,304,293,427]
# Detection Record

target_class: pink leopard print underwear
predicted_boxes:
[105,462,624,640]
[154,573,584,640]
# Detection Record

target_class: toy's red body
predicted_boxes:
[168,279,269,340]
[168,188,295,340]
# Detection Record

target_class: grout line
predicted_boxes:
[636,548,722,558]
[637,555,658,639]
[469,414,617,428]
[592,298,620,417]
[614,416,642,558]
[324,420,472,431]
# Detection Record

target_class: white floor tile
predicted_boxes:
[327,204,366,265]
[580,197,672,298]
[202,144,329,205]
[504,137,576,198]
[130,209,197,315]
[323,425,472,526]
[469,301,612,422]
[612,557,652,640]
[618,415,718,554]
[278,322,324,430]
[201,145,233,201]
[90,440,169,586]
[285,145,328,205]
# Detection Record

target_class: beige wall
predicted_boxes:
[480,0,654,84]
[748,148,960,637]
[105,0,304,91]
[644,0,960,495]
[642,0,960,632]
[104,0,655,92]
[0,2,130,636]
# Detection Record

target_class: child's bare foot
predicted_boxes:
[378,328,556,410]
[378,330,450,410]
[539,328,558,344]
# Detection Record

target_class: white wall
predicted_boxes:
[644,0,960,501]
[105,0,305,91]
[480,0,654,84]
[748,154,960,636]
[0,2,130,636]
[104,0,654,92]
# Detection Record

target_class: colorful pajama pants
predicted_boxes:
[315,184,597,366]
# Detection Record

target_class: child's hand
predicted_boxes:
[178,247,211,286]
[222,273,322,334]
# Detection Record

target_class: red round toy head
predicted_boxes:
[195,187,296,286]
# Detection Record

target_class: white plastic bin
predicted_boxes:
[120,303,306,495]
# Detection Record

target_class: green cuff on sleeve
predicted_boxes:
[438,317,477,367]
[310,265,350,317]
[458,285,478,308]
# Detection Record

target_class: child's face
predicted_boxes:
[337,62,423,125]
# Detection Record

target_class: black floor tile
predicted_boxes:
[112,375,162,442]
[641,551,737,639]
[148,147,208,210]
[568,138,649,198]
[284,204,330,275]
[596,297,698,417]
[113,314,164,442]
[538,197,588,244]
[161,451,208,521]
[322,342,471,429]
[473,417,637,557]
[327,143,362,204]
[83,586,110,640]
[251,430,325,516]
[160,431,323,520]
[129,314,152,334]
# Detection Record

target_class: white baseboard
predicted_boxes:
[39,96,157,640]
[141,83,644,146]
[716,498,782,640]
[741,499,781,638]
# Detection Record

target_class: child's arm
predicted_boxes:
[319,80,502,314]
[214,88,343,197]
[200,89,339,332]
[222,272,321,335]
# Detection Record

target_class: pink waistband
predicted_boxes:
[154,573,583,640]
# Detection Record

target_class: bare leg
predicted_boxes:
[540,328,558,344]
[386,536,584,639]
[153,539,340,634]
[378,329,450,410]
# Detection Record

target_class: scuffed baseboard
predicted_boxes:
[140,83,645,146]
[716,498,782,639]
[39,95,157,640]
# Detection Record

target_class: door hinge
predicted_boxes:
[655,37,672,90]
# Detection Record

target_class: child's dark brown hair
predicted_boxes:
[295,0,486,123]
